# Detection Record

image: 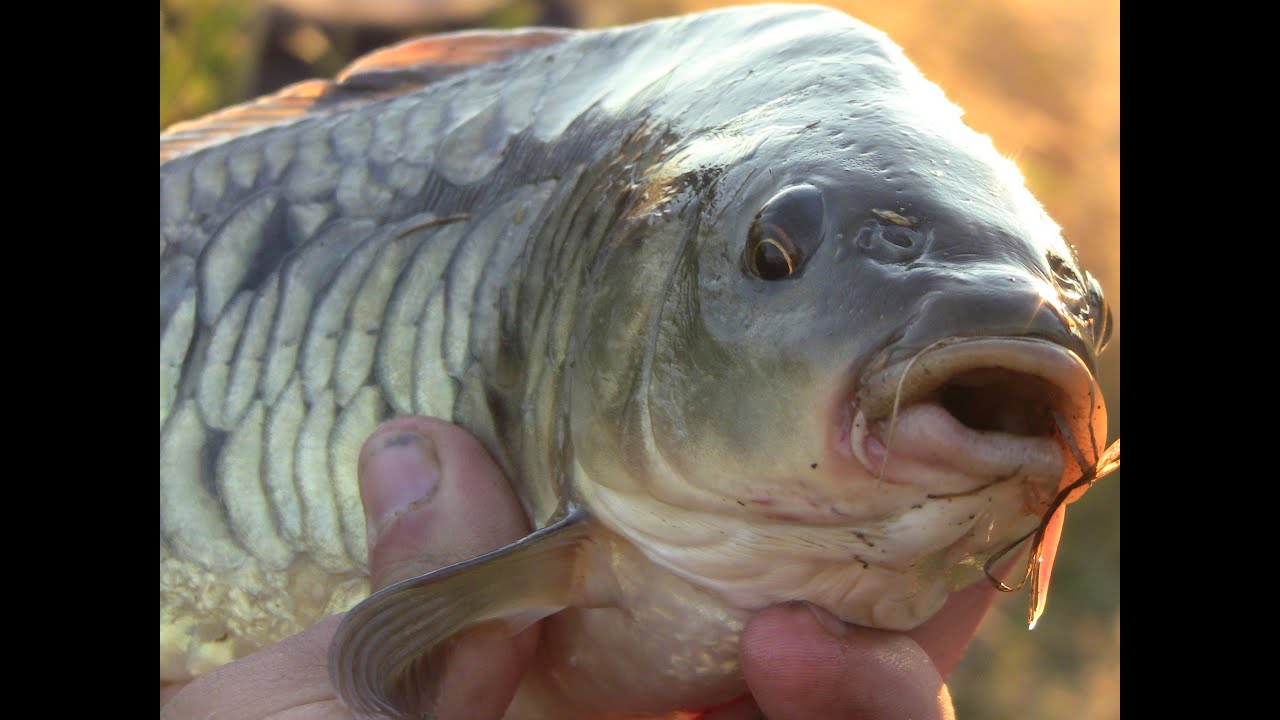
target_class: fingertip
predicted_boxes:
[358,425,441,546]
[359,417,530,591]
[742,604,952,720]
[739,604,851,711]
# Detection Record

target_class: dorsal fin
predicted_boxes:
[160,28,574,165]
[337,28,573,85]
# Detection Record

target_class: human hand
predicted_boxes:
[701,572,999,720]
[160,417,1000,719]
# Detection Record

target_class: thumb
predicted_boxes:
[357,417,538,720]
[359,417,531,589]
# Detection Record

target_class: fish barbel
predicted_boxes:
[159,4,1116,717]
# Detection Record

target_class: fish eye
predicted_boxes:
[744,184,825,281]
[749,233,797,280]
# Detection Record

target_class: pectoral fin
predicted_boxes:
[328,508,592,719]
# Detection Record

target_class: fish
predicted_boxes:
[159,4,1117,718]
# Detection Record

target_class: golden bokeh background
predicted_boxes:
[160,1,1119,717]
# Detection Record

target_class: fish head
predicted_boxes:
[567,30,1113,630]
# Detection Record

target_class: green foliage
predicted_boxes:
[159,0,259,130]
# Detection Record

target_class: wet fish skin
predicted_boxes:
[160,4,1113,716]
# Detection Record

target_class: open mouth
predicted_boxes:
[844,338,1106,507]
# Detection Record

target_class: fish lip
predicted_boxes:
[855,337,1098,421]
[837,337,1107,503]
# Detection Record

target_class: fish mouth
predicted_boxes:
[840,337,1106,507]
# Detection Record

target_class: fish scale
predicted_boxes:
[216,401,293,570]
[299,223,383,401]
[331,386,388,565]
[159,270,195,427]
[263,375,306,545]
[333,231,418,405]
[197,290,252,428]
[378,218,461,415]
[225,275,279,419]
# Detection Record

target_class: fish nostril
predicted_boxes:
[886,232,913,249]
[854,220,925,263]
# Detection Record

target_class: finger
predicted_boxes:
[359,417,532,589]
[160,616,350,720]
[741,603,954,720]
[908,559,1016,678]
[358,417,538,720]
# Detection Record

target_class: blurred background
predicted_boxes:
[160,0,1119,717]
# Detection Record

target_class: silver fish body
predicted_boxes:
[160,5,1114,717]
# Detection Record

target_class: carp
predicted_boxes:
[159,4,1117,717]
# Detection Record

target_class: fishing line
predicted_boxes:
[981,407,1119,626]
